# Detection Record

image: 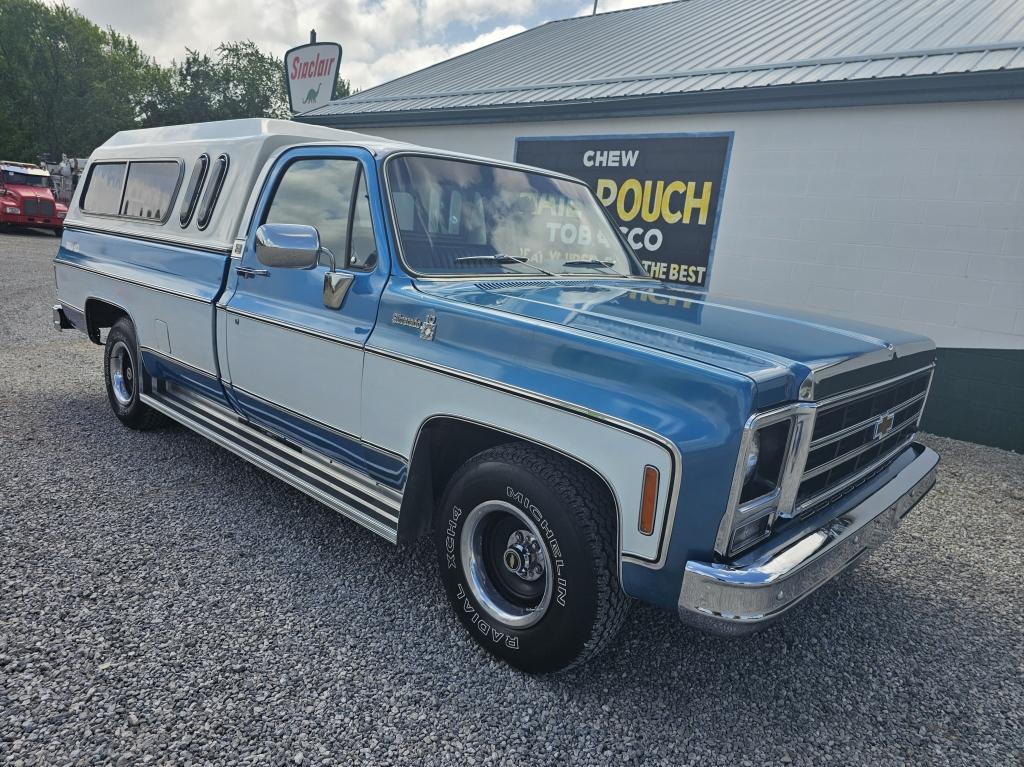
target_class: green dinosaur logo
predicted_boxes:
[303,82,322,104]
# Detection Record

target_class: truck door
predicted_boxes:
[220,147,388,470]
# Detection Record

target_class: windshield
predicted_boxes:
[2,170,49,188]
[386,155,644,278]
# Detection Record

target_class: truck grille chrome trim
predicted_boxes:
[716,364,934,557]
[796,367,933,516]
[808,390,927,450]
[795,435,917,516]
[24,198,56,217]
[801,408,925,481]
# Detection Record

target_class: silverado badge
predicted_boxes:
[392,312,437,341]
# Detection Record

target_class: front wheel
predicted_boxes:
[434,443,629,673]
[103,317,166,430]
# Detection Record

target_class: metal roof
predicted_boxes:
[301,0,1024,126]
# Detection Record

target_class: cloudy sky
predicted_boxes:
[56,0,672,92]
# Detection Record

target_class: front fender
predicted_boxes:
[363,277,755,606]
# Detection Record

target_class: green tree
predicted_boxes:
[0,0,307,160]
[0,0,162,158]
[141,42,352,125]
[141,41,292,127]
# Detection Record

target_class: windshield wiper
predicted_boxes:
[454,253,558,277]
[562,259,627,276]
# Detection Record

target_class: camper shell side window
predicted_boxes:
[179,154,210,227]
[79,159,184,226]
[196,154,229,231]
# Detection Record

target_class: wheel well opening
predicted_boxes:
[396,418,616,545]
[84,299,128,344]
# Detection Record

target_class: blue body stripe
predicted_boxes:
[57,227,229,304]
[228,386,408,490]
[140,350,229,405]
[140,350,408,490]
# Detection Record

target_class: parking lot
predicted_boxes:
[1,228,1022,766]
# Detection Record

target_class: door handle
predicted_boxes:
[236,266,269,279]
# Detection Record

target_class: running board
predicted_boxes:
[141,385,401,543]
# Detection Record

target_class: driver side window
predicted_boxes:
[263,157,378,271]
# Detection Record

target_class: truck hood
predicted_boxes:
[418,278,935,406]
[3,184,54,201]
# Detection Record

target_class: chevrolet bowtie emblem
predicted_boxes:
[875,412,896,439]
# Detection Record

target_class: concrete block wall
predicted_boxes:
[706,101,1024,352]
[364,100,1024,449]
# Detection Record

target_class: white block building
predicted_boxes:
[301,0,1024,450]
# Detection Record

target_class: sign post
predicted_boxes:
[516,132,732,290]
[285,31,342,114]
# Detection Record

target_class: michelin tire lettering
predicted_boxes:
[506,485,567,608]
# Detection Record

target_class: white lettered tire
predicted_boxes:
[434,443,629,673]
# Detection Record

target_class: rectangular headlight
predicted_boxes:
[714,403,817,557]
[738,420,791,505]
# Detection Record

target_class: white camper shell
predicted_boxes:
[65,119,405,253]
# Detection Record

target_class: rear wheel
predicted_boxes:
[103,317,165,430]
[434,443,629,673]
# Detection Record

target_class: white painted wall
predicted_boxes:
[362,100,1024,351]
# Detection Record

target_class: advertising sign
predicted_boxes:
[285,42,342,114]
[515,132,732,290]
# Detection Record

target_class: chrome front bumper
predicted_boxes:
[678,443,939,634]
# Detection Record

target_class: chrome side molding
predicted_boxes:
[141,384,400,542]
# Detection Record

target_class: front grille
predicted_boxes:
[796,368,932,514]
[23,198,55,217]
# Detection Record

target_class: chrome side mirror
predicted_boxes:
[254,223,320,269]
[253,222,352,310]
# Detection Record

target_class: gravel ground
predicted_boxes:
[1,228,1022,766]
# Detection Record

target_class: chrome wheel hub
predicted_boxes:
[503,530,544,582]
[461,500,552,628]
[108,340,135,406]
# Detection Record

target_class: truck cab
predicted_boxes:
[52,119,939,673]
[1,162,67,234]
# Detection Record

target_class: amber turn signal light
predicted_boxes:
[639,465,659,536]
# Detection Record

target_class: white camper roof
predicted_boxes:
[65,118,410,252]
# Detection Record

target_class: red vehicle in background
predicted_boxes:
[0,161,67,236]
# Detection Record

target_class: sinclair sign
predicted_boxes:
[285,37,342,114]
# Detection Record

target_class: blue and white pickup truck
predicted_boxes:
[53,119,939,673]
